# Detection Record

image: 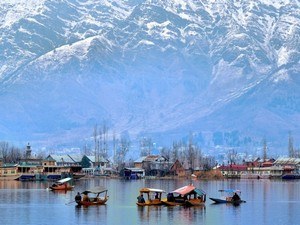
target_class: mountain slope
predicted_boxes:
[0,0,299,152]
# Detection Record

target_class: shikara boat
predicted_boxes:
[76,186,109,206]
[162,184,206,206]
[72,172,85,180]
[136,188,165,206]
[209,189,246,204]
[49,177,74,191]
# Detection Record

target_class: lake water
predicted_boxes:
[0,178,299,225]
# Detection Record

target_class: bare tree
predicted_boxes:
[81,142,92,155]
[8,146,23,163]
[160,147,171,161]
[202,156,216,171]
[139,137,152,156]
[171,141,180,162]
[262,137,267,161]
[115,133,130,171]
[93,124,99,166]
[186,133,197,171]
[35,149,47,160]
[288,131,295,158]
[0,141,9,163]
[227,149,237,165]
[99,122,109,159]
[113,131,117,166]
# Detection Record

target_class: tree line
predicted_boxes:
[87,123,217,172]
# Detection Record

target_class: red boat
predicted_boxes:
[162,184,206,206]
[49,177,74,191]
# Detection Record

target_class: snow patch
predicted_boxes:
[33,36,99,70]
[272,70,290,83]
[138,40,155,46]
[0,0,47,28]
[146,21,171,30]
[277,46,289,67]
[261,0,292,9]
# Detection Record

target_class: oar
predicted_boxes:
[65,200,76,205]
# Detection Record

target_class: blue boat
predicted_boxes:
[282,174,300,179]
[209,189,246,204]
[47,174,62,180]
[15,173,46,181]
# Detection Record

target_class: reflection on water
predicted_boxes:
[166,205,206,224]
[1,178,300,225]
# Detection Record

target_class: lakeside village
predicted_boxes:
[1,141,300,181]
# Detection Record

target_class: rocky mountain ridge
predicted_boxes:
[0,0,299,153]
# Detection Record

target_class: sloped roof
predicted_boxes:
[46,155,75,163]
[274,157,300,165]
[144,155,160,162]
[86,155,108,163]
[219,165,248,171]
[134,156,147,163]
[172,185,195,195]
[135,155,167,163]
[68,154,83,162]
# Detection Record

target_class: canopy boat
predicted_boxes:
[49,177,74,191]
[136,188,165,206]
[209,189,246,204]
[162,184,206,206]
[72,172,85,180]
[76,186,109,206]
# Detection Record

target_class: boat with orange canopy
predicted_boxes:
[162,184,206,206]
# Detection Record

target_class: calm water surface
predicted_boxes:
[0,178,299,225]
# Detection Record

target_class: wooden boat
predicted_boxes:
[76,186,109,206]
[136,188,165,206]
[162,184,206,206]
[49,177,74,191]
[15,173,46,181]
[282,173,300,180]
[209,189,246,204]
[72,172,85,180]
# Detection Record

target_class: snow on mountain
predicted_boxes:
[0,0,299,153]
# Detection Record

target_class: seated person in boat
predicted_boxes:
[232,192,241,201]
[155,192,159,199]
[167,193,175,202]
[197,195,204,202]
[137,194,145,203]
[75,192,82,203]
[82,193,90,202]
[175,195,185,203]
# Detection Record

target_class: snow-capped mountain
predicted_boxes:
[0,0,299,152]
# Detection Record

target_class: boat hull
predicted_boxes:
[49,185,74,191]
[185,199,205,206]
[161,198,205,207]
[136,200,163,206]
[78,198,108,206]
[161,200,184,206]
[72,173,85,180]
[282,174,300,179]
[209,197,245,204]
